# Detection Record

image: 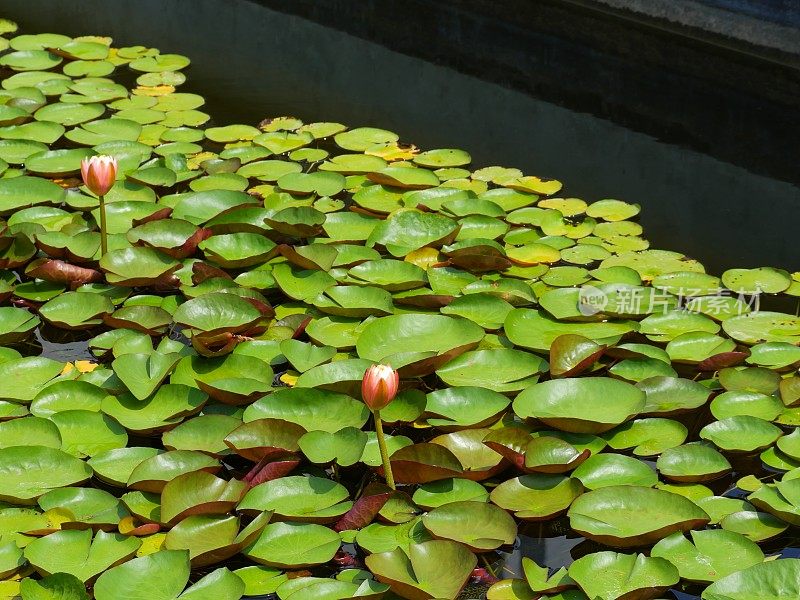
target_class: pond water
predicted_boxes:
[2,2,800,600]
[4,0,799,277]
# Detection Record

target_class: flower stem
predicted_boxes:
[99,194,108,256]
[373,409,395,490]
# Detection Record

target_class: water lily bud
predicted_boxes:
[361,364,399,411]
[80,155,118,197]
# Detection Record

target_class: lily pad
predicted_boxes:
[568,551,679,600]
[238,476,351,522]
[0,436,92,502]
[242,521,341,568]
[651,529,763,584]
[490,474,583,520]
[421,500,515,551]
[356,313,484,376]
[701,558,800,600]
[364,540,476,600]
[568,485,710,547]
[513,378,645,433]
[656,443,732,482]
[25,529,140,582]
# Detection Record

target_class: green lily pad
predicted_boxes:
[0,417,61,450]
[278,339,338,373]
[0,175,66,216]
[710,391,785,421]
[722,311,800,345]
[173,293,263,335]
[112,352,182,401]
[243,521,341,568]
[411,478,488,510]
[160,470,245,525]
[719,510,788,542]
[88,447,161,487]
[102,384,207,434]
[603,417,687,456]
[19,572,89,600]
[505,309,637,352]
[127,450,220,493]
[700,416,782,452]
[721,267,791,294]
[568,437,656,480]
[38,487,128,528]
[25,529,140,582]
[238,475,350,522]
[656,443,732,482]
[514,377,645,434]
[568,485,710,547]
[50,410,128,458]
[277,171,345,197]
[129,53,190,72]
[0,50,62,71]
[436,348,546,392]
[243,388,369,433]
[367,209,457,257]
[298,428,367,467]
[568,551,678,600]
[421,500,515,551]
[0,307,39,344]
[334,127,398,151]
[356,313,484,376]
[424,386,510,429]
[651,529,763,584]
[701,558,800,600]
[490,474,583,520]
[364,540,476,600]
[0,446,92,504]
[636,376,711,416]
[94,550,244,600]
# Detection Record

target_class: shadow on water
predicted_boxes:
[3,0,799,276]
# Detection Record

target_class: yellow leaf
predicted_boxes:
[106,47,129,67]
[136,533,167,557]
[441,178,488,194]
[74,360,98,374]
[75,35,112,46]
[404,247,442,270]
[133,85,175,97]
[118,516,137,535]
[60,363,74,376]
[0,580,20,598]
[279,372,299,387]
[186,152,217,170]
[366,142,418,161]
[43,508,74,531]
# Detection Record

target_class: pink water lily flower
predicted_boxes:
[361,364,399,411]
[80,155,118,197]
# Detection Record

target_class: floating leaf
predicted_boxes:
[365,540,476,600]
[568,551,679,600]
[568,485,710,547]
[514,378,644,434]
[651,529,763,583]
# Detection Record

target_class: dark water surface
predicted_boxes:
[4,0,799,275]
[3,2,800,597]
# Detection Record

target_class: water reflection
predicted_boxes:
[34,327,93,361]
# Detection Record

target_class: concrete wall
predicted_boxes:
[582,0,800,56]
[698,0,800,27]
